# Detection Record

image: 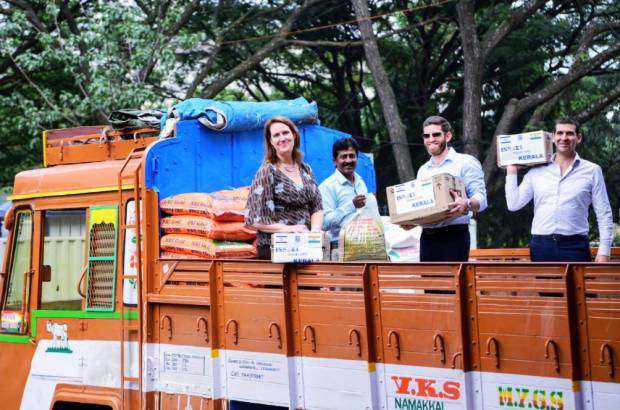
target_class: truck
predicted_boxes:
[0,99,618,410]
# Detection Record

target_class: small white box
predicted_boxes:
[270,232,330,263]
[497,130,553,167]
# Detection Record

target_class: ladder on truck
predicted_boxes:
[118,147,146,410]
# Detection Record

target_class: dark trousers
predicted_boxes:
[530,234,591,262]
[420,224,470,262]
[257,244,271,260]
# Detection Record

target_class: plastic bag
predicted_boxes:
[381,216,421,262]
[338,201,387,261]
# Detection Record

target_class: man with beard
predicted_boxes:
[416,115,487,261]
[505,117,613,262]
[320,137,369,257]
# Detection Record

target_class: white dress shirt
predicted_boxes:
[319,169,368,242]
[418,147,488,227]
[505,153,613,257]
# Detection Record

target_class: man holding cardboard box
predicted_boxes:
[416,115,488,261]
[505,117,613,262]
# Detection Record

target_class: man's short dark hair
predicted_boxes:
[555,117,581,134]
[332,137,359,159]
[423,115,451,133]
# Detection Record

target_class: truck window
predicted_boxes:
[85,206,118,312]
[41,210,86,310]
[0,210,33,333]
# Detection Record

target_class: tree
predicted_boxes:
[456,0,547,159]
[352,0,415,182]
[0,0,618,250]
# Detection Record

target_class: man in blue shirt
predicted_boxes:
[417,115,488,261]
[319,137,368,254]
[505,117,613,262]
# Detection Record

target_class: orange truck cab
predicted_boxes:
[0,99,618,410]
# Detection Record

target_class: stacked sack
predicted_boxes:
[159,187,257,259]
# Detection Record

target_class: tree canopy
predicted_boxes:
[0,0,618,247]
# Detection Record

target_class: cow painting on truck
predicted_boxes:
[0,99,618,410]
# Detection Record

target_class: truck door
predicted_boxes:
[0,208,35,409]
[0,208,34,334]
[19,208,88,410]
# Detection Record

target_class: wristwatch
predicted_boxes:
[466,199,472,212]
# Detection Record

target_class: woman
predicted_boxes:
[245,116,324,259]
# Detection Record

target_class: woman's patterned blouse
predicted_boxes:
[245,162,323,247]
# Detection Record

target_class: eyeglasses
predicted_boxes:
[422,132,444,139]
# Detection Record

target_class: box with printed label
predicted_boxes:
[270,232,330,263]
[496,130,553,167]
[386,173,467,226]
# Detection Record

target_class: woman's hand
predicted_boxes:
[287,224,309,233]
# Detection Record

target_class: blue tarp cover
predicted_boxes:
[163,97,318,133]
[145,121,376,199]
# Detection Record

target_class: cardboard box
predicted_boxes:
[496,130,553,167]
[271,232,330,263]
[386,173,467,226]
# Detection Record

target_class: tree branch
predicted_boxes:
[135,0,155,24]
[7,0,47,33]
[165,0,200,37]
[200,0,322,99]
[576,81,620,124]
[56,0,108,122]
[515,42,620,117]
[576,20,620,54]
[183,4,253,98]
[8,54,79,126]
[481,0,548,59]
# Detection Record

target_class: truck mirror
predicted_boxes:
[41,265,52,282]
[3,207,13,230]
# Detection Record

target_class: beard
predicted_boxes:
[427,139,448,156]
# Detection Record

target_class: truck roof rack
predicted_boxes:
[43,125,159,167]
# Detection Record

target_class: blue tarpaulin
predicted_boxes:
[145,121,376,199]
[147,98,376,200]
[162,97,319,133]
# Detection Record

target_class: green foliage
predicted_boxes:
[0,0,618,249]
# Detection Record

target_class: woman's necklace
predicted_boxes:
[281,163,297,173]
